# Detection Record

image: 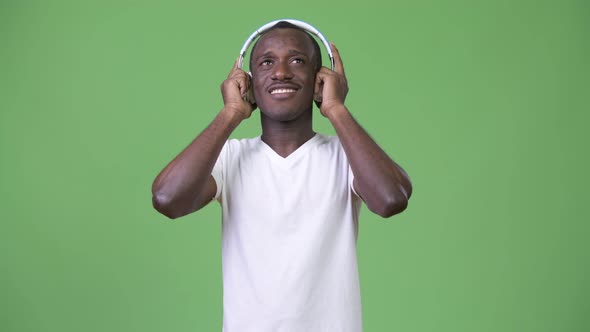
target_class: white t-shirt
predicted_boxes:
[211,133,363,332]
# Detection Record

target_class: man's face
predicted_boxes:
[250,28,318,121]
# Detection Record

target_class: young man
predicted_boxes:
[152,21,412,332]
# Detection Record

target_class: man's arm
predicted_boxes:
[151,60,254,219]
[315,43,412,218]
[327,107,412,218]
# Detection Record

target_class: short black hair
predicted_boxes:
[249,21,323,72]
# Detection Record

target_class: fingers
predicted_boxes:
[243,75,252,98]
[226,57,251,96]
[330,42,345,76]
[228,57,240,78]
[314,65,348,109]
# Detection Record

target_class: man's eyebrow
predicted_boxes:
[254,49,309,61]
[287,49,307,56]
[254,51,274,61]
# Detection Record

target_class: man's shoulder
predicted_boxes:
[224,136,262,149]
[227,135,261,143]
[219,136,266,161]
[313,133,344,151]
[315,132,340,144]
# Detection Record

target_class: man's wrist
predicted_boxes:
[219,107,249,128]
[323,104,349,121]
[221,106,249,123]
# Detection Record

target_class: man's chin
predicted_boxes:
[259,107,312,123]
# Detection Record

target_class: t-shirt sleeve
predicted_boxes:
[211,141,229,202]
[348,165,360,198]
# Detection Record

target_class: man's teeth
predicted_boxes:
[271,88,296,94]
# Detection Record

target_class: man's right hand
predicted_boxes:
[220,58,256,119]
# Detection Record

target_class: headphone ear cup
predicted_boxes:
[314,92,322,103]
[314,99,322,109]
[314,83,322,108]
[244,72,256,105]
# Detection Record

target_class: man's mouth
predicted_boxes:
[270,88,298,95]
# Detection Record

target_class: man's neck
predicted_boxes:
[260,112,315,158]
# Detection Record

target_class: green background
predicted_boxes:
[1,0,588,331]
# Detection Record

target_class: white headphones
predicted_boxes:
[237,19,334,71]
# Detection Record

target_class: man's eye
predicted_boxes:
[261,60,273,66]
[292,58,305,64]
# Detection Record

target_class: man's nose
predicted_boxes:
[271,61,293,80]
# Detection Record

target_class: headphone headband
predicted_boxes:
[238,19,334,71]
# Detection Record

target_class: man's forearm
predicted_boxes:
[326,106,412,217]
[152,109,244,218]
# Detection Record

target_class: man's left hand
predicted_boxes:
[314,42,349,118]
